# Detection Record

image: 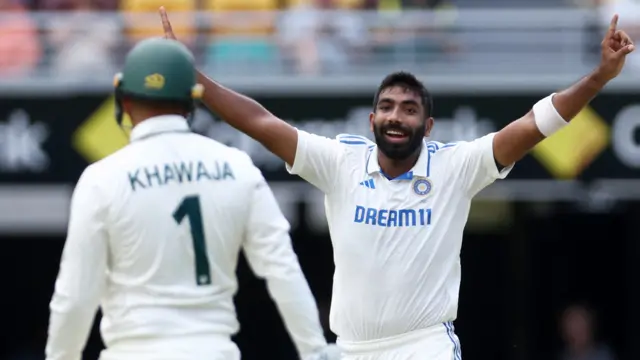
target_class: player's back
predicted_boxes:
[92,122,258,346]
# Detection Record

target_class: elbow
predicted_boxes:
[238,114,278,138]
[50,289,98,315]
[260,114,285,128]
[260,256,306,284]
[264,271,312,301]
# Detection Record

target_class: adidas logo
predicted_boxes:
[359,179,375,189]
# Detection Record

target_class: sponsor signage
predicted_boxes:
[0,91,638,232]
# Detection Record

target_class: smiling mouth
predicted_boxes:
[384,129,409,143]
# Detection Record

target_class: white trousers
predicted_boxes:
[337,322,462,360]
[98,334,240,360]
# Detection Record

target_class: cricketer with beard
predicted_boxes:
[159,7,634,360]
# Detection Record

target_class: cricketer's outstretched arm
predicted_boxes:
[490,14,634,168]
[159,7,298,166]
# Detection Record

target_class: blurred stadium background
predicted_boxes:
[1,0,640,359]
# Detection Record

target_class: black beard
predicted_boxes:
[374,122,426,160]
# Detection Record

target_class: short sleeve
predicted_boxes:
[286,129,344,194]
[451,132,513,197]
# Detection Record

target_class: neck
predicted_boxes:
[378,147,421,179]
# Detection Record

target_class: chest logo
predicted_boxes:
[413,178,433,196]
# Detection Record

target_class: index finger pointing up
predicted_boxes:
[159,6,175,39]
[608,14,619,39]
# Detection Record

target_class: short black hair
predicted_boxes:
[373,71,433,117]
[124,94,192,114]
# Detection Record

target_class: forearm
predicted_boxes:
[493,67,611,166]
[196,71,274,134]
[266,275,328,358]
[195,71,298,164]
[551,68,608,121]
[46,295,98,360]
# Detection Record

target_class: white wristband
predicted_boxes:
[532,93,568,137]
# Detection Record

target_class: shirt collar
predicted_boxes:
[129,115,190,142]
[366,139,430,179]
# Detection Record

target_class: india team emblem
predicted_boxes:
[413,178,433,196]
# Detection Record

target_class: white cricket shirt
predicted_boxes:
[46,116,327,360]
[287,130,512,342]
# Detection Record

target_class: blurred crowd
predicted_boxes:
[1,0,640,79]
[0,0,459,78]
[0,0,627,79]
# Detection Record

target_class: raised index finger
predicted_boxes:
[158,6,174,39]
[607,14,619,39]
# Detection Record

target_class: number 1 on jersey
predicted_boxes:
[173,195,212,286]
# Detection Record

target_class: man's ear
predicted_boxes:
[121,97,132,116]
[424,117,434,137]
[369,112,375,132]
